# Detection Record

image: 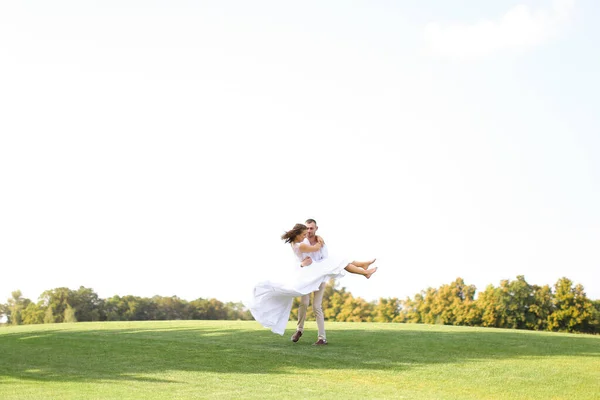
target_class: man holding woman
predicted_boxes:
[292,218,330,345]
[246,219,377,340]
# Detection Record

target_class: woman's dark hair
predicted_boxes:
[281,223,307,244]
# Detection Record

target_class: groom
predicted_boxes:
[291,218,329,346]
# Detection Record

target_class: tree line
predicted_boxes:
[306,275,600,334]
[1,287,252,325]
[2,276,599,334]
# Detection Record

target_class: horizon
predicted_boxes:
[2,271,597,306]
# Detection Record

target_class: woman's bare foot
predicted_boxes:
[365,267,378,279]
[354,259,377,269]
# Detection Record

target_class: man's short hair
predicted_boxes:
[305,218,317,226]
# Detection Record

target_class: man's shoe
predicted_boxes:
[313,338,328,346]
[291,330,303,343]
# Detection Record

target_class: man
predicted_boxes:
[291,218,329,345]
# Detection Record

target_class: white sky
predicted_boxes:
[1,0,599,305]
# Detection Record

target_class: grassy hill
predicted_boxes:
[1,321,599,399]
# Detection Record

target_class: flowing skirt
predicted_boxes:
[245,256,348,335]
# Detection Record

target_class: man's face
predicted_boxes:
[305,222,318,238]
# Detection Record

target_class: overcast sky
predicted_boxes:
[1,0,599,306]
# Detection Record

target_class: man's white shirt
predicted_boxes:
[301,238,328,261]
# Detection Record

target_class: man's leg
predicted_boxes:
[292,294,310,342]
[313,282,327,342]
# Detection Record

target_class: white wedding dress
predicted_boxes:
[245,242,348,335]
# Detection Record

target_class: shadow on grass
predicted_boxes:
[0,321,598,383]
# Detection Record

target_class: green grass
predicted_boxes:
[1,321,599,400]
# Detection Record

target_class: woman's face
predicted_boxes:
[294,230,307,243]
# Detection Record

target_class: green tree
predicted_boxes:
[104,295,152,321]
[189,298,228,320]
[39,287,72,323]
[206,298,228,320]
[225,302,252,320]
[502,276,535,329]
[70,286,105,321]
[6,290,31,326]
[152,296,189,320]
[104,295,125,321]
[189,298,210,319]
[123,296,155,320]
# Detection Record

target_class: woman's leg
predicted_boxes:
[351,259,376,270]
[345,263,378,279]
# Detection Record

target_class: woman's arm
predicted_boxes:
[300,256,313,267]
[298,242,322,253]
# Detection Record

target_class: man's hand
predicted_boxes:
[301,257,313,267]
[316,236,325,246]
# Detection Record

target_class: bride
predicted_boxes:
[246,223,377,335]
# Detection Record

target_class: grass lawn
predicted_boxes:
[0,320,599,399]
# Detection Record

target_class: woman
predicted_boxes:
[284,223,377,278]
[246,223,377,335]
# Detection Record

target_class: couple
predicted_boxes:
[246,218,377,345]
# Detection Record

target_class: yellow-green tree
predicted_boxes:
[397,294,423,323]
[547,277,595,333]
[591,300,600,334]
[475,284,503,327]
[373,297,402,322]
[64,304,77,323]
[529,284,553,330]
[416,278,478,325]
[336,296,374,322]
[21,302,45,325]
[44,306,55,324]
